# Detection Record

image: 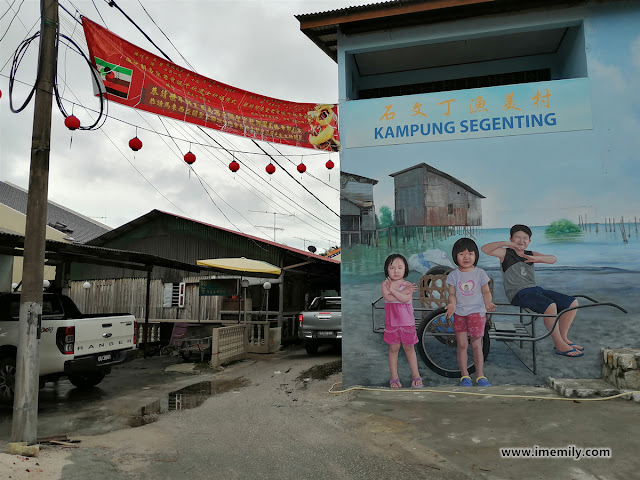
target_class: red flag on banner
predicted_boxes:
[81,17,340,151]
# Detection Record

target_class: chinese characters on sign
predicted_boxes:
[379,89,551,122]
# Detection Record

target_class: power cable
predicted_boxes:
[104,0,340,222]
[252,139,339,217]
[91,0,107,27]
[135,0,195,71]
[6,1,340,245]
[155,115,259,235]
[268,142,338,191]
[0,1,18,22]
[0,0,25,43]
[171,121,339,241]
[104,0,173,62]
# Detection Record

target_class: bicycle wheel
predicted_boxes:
[417,307,490,378]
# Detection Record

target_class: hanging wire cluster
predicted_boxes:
[0,0,341,247]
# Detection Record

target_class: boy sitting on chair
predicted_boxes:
[481,224,583,357]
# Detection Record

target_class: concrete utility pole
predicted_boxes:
[12,0,59,444]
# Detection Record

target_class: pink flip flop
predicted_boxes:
[390,378,402,388]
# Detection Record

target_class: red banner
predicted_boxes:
[81,17,340,151]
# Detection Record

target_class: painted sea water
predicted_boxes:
[341,224,640,386]
[342,225,640,284]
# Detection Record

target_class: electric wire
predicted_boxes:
[155,114,257,235]
[91,0,107,27]
[133,110,336,246]
[104,0,341,232]
[251,139,339,217]
[104,0,173,62]
[268,142,339,192]
[174,122,339,240]
[155,114,339,240]
[0,1,18,22]
[135,0,196,71]
[0,0,25,43]
[5,1,340,246]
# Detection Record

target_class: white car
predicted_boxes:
[0,292,136,404]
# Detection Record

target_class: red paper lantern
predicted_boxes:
[326,160,335,170]
[64,115,81,130]
[129,136,143,151]
[266,163,276,175]
[297,163,306,174]
[184,151,196,165]
[229,160,240,172]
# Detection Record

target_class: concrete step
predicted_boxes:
[548,377,640,402]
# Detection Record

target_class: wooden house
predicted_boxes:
[340,172,378,246]
[390,163,484,227]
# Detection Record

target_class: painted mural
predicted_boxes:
[340,7,640,387]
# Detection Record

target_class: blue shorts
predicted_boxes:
[511,286,576,314]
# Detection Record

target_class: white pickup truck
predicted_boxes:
[0,292,136,404]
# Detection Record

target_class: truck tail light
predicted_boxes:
[298,314,303,327]
[134,321,138,345]
[56,326,75,355]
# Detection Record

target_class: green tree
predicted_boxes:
[378,206,395,228]
[545,219,582,235]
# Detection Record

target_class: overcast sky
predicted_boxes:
[0,0,364,252]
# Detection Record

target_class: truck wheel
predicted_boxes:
[305,340,319,355]
[68,372,106,389]
[0,356,16,405]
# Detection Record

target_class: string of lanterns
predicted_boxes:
[59,113,337,174]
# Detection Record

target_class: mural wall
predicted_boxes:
[339,3,640,386]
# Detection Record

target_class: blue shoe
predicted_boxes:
[459,376,473,387]
[555,348,584,357]
[476,376,491,387]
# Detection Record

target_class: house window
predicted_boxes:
[163,282,185,308]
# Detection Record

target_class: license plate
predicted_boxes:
[317,331,336,338]
[97,354,112,363]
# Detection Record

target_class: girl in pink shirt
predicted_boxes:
[382,254,422,388]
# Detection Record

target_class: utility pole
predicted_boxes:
[250,210,294,243]
[12,0,59,444]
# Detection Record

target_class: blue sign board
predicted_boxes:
[340,78,592,148]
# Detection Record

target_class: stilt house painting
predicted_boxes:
[390,163,484,227]
[340,172,378,246]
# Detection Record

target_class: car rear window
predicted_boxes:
[309,298,341,310]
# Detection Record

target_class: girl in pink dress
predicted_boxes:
[382,254,422,388]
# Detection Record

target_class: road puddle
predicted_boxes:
[168,378,250,411]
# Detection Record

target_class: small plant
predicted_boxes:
[545,219,582,236]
